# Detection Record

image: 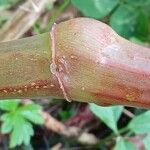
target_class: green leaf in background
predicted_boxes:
[19,103,44,124]
[129,37,144,45]
[128,111,150,134]
[23,144,34,150]
[110,4,149,39]
[0,102,44,148]
[10,116,34,148]
[1,113,14,134]
[0,99,20,111]
[125,0,150,5]
[0,0,21,10]
[135,11,149,40]
[59,110,74,121]
[89,103,123,134]
[71,0,119,19]
[143,134,150,150]
[125,0,150,14]
[114,137,136,150]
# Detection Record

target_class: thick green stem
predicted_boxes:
[0,18,150,108]
[0,33,63,99]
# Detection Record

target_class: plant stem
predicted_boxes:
[118,127,129,135]
[0,18,150,108]
[0,33,63,99]
[97,126,129,146]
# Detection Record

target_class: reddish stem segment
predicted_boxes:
[54,18,150,108]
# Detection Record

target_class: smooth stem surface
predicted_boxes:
[54,18,150,108]
[0,18,150,108]
[0,33,63,99]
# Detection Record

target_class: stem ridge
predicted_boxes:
[50,23,71,102]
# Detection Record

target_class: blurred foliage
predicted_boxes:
[143,134,150,150]
[89,104,123,134]
[0,100,44,148]
[0,0,21,10]
[114,137,137,150]
[71,0,150,41]
[128,111,150,134]
[90,103,150,149]
[71,0,118,19]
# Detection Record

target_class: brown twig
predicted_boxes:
[0,0,56,42]
[51,143,62,150]
[23,99,98,145]
[41,110,98,144]
[123,108,135,118]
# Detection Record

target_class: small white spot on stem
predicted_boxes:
[18,90,22,94]
[70,55,77,59]
[3,90,7,93]
[50,84,54,87]
[43,86,48,89]
[35,86,39,89]
[81,87,85,91]
[31,82,36,86]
